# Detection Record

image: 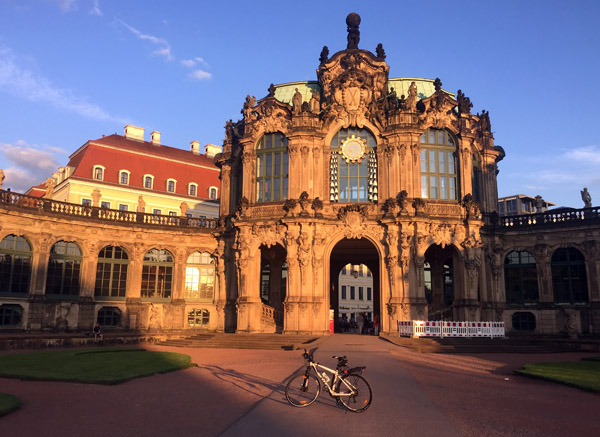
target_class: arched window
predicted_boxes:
[209,187,218,200]
[188,308,210,327]
[256,132,288,202]
[119,170,130,185]
[330,127,377,202]
[97,306,122,327]
[504,251,539,304]
[552,248,588,303]
[0,234,32,295]
[512,312,536,331]
[95,246,129,298]
[472,153,482,203]
[167,179,177,193]
[0,304,23,326]
[46,241,82,296]
[144,175,154,189]
[420,128,458,200]
[141,249,174,299]
[188,183,197,196]
[184,251,214,300]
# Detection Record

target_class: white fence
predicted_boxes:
[398,321,505,338]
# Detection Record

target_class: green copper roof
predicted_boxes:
[272,78,453,105]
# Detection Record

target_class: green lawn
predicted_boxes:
[0,348,196,385]
[0,393,22,417]
[515,357,600,393]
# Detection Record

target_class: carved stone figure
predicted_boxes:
[45,177,55,197]
[91,189,102,207]
[346,13,361,49]
[375,43,386,60]
[478,109,491,133]
[534,195,544,212]
[456,89,473,114]
[309,89,321,113]
[299,191,310,216]
[581,187,592,208]
[396,190,408,215]
[137,195,146,212]
[267,83,276,97]
[406,81,418,111]
[0,168,5,188]
[292,88,303,114]
[180,202,189,216]
[319,46,329,64]
[242,95,256,120]
[311,197,324,217]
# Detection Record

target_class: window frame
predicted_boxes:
[143,174,154,189]
[209,186,218,200]
[93,165,105,181]
[419,128,458,201]
[185,252,215,301]
[141,248,174,300]
[504,250,539,305]
[188,183,198,197]
[256,132,289,203]
[0,234,32,295]
[94,245,129,299]
[45,241,83,297]
[166,178,177,193]
[119,169,130,185]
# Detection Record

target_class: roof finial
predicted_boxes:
[346,13,361,49]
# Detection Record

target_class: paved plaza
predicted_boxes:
[1,335,599,436]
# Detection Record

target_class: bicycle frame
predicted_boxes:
[305,361,358,397]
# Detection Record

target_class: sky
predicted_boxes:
[0,0,599,208]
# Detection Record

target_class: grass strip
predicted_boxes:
[515,359,600,393]
[0,348,196,385]
[0,393,22,417]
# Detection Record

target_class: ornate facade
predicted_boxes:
[1,14,599,337]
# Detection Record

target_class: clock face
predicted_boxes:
[340,135,367,163]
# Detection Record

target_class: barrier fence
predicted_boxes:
[398,321,505,338]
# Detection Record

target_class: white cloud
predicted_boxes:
[181,57,208,68]
[563,145,600,165]
[188,70,212,81]
[0,44,128,123]
[46,0,77,12]
[0,141,67,192]
[90,0,102,16]
[116,19,173,61]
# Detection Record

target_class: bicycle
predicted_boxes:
[285,349,372,413]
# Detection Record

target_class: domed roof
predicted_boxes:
[271,78,453,105]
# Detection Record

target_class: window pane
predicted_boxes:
[439,151,446,173]
[430,176,438,198]
[440,176,447,199]
[429,150,436,172]
[421,175,428,198]
[420,149,427,172]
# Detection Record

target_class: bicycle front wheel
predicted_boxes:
[336,374,372,412]
[285,373,320,407]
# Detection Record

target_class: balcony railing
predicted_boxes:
[0,190,218,231]
[496,206,600,229]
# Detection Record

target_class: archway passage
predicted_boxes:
[259,244,287,332]
[330,238,380,334]
[424,244,460,321]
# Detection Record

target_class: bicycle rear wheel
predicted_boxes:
[336,374,372,412]
[285,373,320,407]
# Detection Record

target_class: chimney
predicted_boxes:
[190,141,201,155]
[124,124,145,141]
[204,144,222,158]
[151,131,161,146]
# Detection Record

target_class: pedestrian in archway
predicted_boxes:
[357,312,365,335]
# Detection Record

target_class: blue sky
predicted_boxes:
[0,0,599,208]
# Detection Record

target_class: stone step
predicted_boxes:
[158,333,321,350]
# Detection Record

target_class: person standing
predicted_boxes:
[356,312,365,335]
[373,314,380,336]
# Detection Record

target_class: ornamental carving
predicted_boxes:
[461,194,480,219]
[431,223,453,248]
[251,223,282,248]
[245,99,292,135]
[337,204,368,239]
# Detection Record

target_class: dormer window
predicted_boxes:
[93,165,105,181]
[167,179,177,193]
[189,183,198,196]
[209,186,218,200]
[144,175,154,189]
[119,170,130,185]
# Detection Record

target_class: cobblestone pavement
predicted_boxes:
[1,335,599,436]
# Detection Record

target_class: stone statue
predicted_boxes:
[581,187,592,208]
[267,83,276,97]
[242,95,256,119]
[292,88,303,114]
[319,46,329,64]
[0,168,5,188]
[375,43,386,60]
[479,110,491,132]
[309,89,321,113]
[456,89,473,114]
[91,189,101,207]
[45,177,55,197]
[346,13,361,49]
[180,201,189,216]
[534,195,544,213]
[406,81,418,111]
[137,195,146,212]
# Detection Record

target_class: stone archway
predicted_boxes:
[424,244,462,320]
[330,238,380,334]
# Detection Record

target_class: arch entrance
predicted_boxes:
[259,243,287,332]
[330,238,380,334]
[424,244,462,321]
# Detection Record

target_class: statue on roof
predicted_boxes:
[479,109,491,133]
[406,81,418,111]
[91,189,101,207]
[292,88,303,114]
[0,168,5,189]
[456,89,473,114]
[309,89,321,113]
[581,187,592,208]
[137,195,146,212]
[242,95,256,120]
[319,46,329,64]
[375,43,386,60]
[45,177,55,197]
[267,83,276,97]
[346,13,361,50]
[434,78,442,92]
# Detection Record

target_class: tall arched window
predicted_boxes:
[504,251,539,304]
[330,127,377,202]
[551,248,588,303]
[46,241,82,296]
[95,246,129,297]
[0,234,32,295]
[141,249,174,299]
[184,251,215,300]
[420,128,458,200]
[256,132,288,202]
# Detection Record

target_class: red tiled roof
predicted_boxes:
[67,134,220,199]
[25,182,47,198]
